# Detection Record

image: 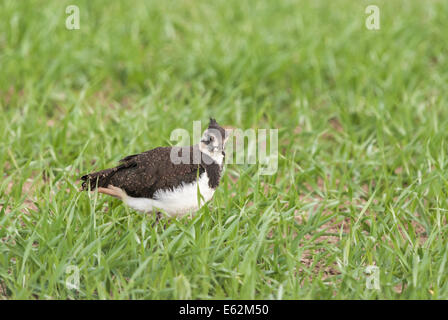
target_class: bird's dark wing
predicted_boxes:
[104,146,205,198]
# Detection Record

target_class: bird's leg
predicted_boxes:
[151,211,163,228]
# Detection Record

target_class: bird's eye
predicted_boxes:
[210,136,214,141]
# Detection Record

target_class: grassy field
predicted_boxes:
[1,0,448,299]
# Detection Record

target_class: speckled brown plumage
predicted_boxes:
[81,145,223,198]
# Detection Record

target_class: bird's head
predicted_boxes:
[199,118,229,161]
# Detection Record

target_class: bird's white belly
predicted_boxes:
[124,173,215,217]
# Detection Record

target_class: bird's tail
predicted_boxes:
[80,167,118,191]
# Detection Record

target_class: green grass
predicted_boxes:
[1,0,448,299]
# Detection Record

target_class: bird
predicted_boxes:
[80,118,228,219]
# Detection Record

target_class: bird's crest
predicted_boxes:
[207,118,225,138]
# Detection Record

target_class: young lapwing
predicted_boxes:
[81,119,228,218]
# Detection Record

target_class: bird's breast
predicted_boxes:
[151,172,216,216]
